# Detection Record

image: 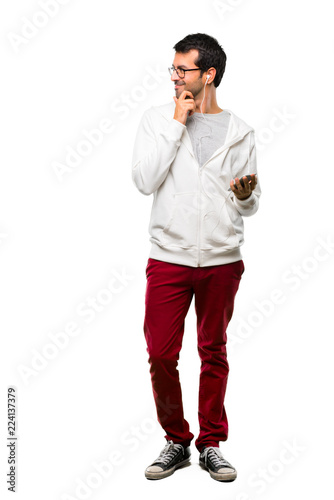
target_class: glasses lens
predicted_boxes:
[169,67,184,78]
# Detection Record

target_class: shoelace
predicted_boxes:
[203,447,232,468]
[154,440,182,466]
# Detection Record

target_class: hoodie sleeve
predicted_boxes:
[131,107,186,195]
[232,130,261,217]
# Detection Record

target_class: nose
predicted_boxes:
[170,69,179,82]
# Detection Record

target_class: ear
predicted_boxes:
[206,67,216,84]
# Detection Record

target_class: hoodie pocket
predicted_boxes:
[201,194,240,250]
[159,192,198,248]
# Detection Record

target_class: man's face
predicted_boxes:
[171,49,205,99]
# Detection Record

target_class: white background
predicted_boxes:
[1,0,333,498]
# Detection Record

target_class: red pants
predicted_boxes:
[143,257,245,453]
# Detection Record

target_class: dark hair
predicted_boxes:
[173,33,227,87]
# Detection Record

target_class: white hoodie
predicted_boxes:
[132,101,261,267]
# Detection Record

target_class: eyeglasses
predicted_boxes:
[168,66,201,78]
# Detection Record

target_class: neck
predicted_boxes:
[194,88,222,114]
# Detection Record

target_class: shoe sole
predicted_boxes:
[199,460,237,482]
[145,457,191,480]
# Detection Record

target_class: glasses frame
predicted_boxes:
[168,66,202,78]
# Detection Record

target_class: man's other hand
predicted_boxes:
[230,174,257,200]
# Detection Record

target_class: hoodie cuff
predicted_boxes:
[172,118,187,129]
[161,118,186,142]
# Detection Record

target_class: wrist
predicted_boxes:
[235,192,251,200]
[173,113,187,126]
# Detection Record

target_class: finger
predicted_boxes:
[189,101,196,115]
[179,90,194,100]
[230,179,237,192]
[241,177,251,195]
[244,176,252,190]
[178,96,195,105]
[250,174,256,190]
[235,177,242,190]
[174,95,195,106]
[242,176,250,190]
[241,177,250,194]
[182,101,195,111]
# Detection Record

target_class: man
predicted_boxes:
[131,33,261,482]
